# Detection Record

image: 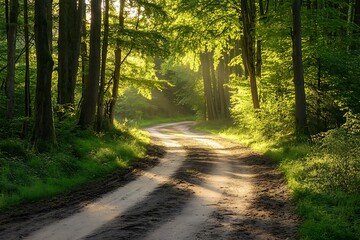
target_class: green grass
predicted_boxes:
[0,119,149,211]
[195,120,360,240]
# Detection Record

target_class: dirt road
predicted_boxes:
[0,122,298,240]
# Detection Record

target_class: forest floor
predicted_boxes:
[0,122,299,240]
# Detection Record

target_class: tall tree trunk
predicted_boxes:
[97,0,109,131]
[5,0,18,120]
[240,0,260,109]
[223,52,231,118]
[22,0,31,136]
[209,51,220,119]
[256,40,262,78]
[58,0,84,108]
[355,0,360,25]
[5,0,9,34]
[78,0,101,128]
[81,1,88,101]
[200,52,216,121]
[291,0,308,134]
[217,54,230,119]
[33,0,55,148]
[109,0,125,125]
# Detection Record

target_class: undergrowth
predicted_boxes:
[196,114,360,240]
[0,118,149,211]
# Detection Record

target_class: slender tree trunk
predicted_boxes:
[316,58,322,132]
[223,52,231,117]
[209,51,220,119]
[22,0,31,136]
[78,0,101,128]
[355,0,360,25]
[5,0,9,34]
[33,0,55,148]
[109,0,125,125]
[24,0,30,118]
[240,0,260,109]
[81,1,88,101]
[97,0,109,131]
[217,56,231,119]
[200,52,216,121]
[256,40,262,78]
[5,0,18,120]
[58,0,84,108]
[291,0,308,134]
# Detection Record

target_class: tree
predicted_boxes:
[22,0,31,136]
[291,0,308,134]
[5,0,19,119]
[57,0,84,108]
[240,0,260,109]
[96,0,110,131]
[78,0,101,128]
[200,51,216,120]
[108,0,125,125]
[33,0,56,147]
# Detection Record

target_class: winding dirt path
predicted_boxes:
[0,122,298,240]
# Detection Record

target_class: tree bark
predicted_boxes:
[109,0,125,125]
[58,0,84,107]
[256,40,262,78]
[240,0,260,109]
[200,52,216,121]
[22,0,31,136]
[291,0,308,134]
[24,0,30,118]
[217,55,230,119]
[97,0,109,131]
[81,1,88,100]
[33,0,56,148]
[5,0,18,120]
[78,0,101,128]
[209,51,220,119]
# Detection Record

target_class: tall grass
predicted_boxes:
[0,119,149,211]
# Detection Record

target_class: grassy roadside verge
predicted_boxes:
[0,119,149,211]
[195,120,360,240]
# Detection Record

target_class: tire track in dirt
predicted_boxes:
[0,122,299,240]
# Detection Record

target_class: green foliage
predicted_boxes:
[230,78,295,140]
[116,58,201,121]
[304,117,360,194]
[0,118,148,210]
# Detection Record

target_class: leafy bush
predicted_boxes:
[305,114,360,194]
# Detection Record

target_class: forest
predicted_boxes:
[0,0,359,239]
